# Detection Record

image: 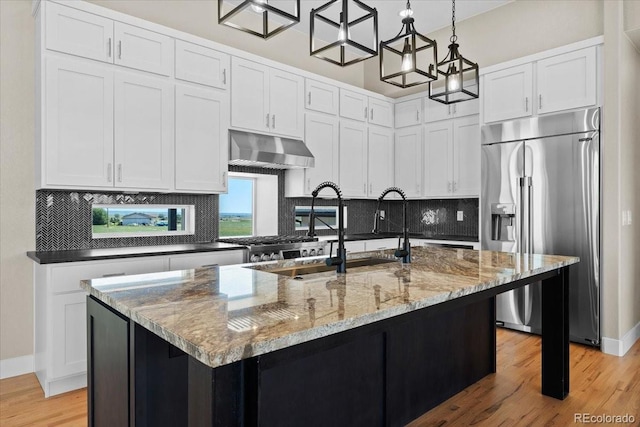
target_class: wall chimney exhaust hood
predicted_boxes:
[229,130,315,169]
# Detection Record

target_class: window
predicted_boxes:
[92,204,195,238]
[219,176,255,237]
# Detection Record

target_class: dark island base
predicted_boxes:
[88,297,496,427]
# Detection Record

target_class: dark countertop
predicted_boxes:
[321,232,479,243]
[27,242,247,264]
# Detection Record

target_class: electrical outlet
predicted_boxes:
[379,210,385,221]
[456,211,464,221]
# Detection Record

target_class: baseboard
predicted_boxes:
[0,354,35,379]
[601,321,640,356]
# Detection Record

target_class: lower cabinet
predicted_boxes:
[34,250,244,397]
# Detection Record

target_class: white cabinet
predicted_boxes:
[175,40,229,89]
[482,64,533,123]
[394,98,422,128]
[114,71,173,189]
[424,115,479,197]
[367,126,394,198]
[536,47,596,114]
[45,1,113,63]
[343,241,366,254]
[168,250,245,270]
[175,84,229,192]
[50,292,87,379]
[394,126,422,198]
[44,2,173,76]
[365,238,399,251]
[285,113,339,197]
[305,79,339,115]
[231,57,304,138]
[43,56,114,187]
[340,89,393,127]
[424,97,479,123]
[339,120,368,198]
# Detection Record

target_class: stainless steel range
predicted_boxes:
[217,235,327,263]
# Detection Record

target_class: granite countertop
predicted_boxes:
[27,242,247,264]
[81,247,578,370]
[320,232,479,243]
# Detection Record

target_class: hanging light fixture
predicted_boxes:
[379,1,438,88]
[429,0,479,104]
[310,0,378,67]
[218,0,300,39]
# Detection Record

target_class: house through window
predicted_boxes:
[91,204,195,238]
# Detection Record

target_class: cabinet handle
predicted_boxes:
[107,38,112,58]
[525,97,529,112]
[308,92,311,105]
[201,264,219,268]
[266,113,270,128]
[363,183,366,193]
[369,183,372,193]
[307,178,311,192]
[223,171,227,187]
[364,107,368,119]
[448,181,452,193]
[102,272,125,278]
[371,108,374,120]
[118,40,122,59]
[453,181,457,192]
[117,164,122,182]
[107,163,112,182]
[222,69,226,85]
[416,110,419,122]
[272,114,276,128]
[448,105,451,115]
[453,104,457,114]
[539,94,542,109]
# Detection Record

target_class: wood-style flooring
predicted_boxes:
[1,330,639,426]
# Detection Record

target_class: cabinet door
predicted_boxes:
[339,89,368,122]
[51,292,87,379]
[453,115,480,196]
[394,99,422,128]
[45,1,114,63]
[269,69,304,138]
[367,126,394,198]
[175,85,229,192]
[175,40,229,89]
[536,47,596,114]
[114,71,173,189]
[168,250,245,271]
[44,57,114,187]
[231,58,270,133]
[305,113,340,194]
[113,22,174,76]
[339,120,367,198]
[368,98,393,128]
[343,241,366,254]
[365,238,399,251]
[305,79,339,115]
[424,98,452,123]
[483,64,533,123]
[394,126,422,198]
[424,121,453,197]
[451,97,479,118]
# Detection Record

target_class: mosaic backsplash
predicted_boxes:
[36,190,217,251]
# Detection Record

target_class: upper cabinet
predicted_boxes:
[394,99,422,128]
[231,57,304,138]
[482,46,597,123]
[305,79,339,115]
[339,120,368,198]
[536,47,596,115]
[394,126,422,198]
[424,97,479,123]
[339,89,393,127]
[46,2,174,76]
[367,126,394,197]
[175,40,229,89]
[482,64,533,123]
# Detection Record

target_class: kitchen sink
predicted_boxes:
[256,257,398,277]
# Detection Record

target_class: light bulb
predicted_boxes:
[401,39,412,72]
[250,0,267,13]
[338,12,349,46]
[448,74,460,91]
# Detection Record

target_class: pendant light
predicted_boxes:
[429,0,479,104]
[218,0,300,39]
[310,0,378,67]
[380,1,438,88]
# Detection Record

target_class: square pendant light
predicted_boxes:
[380,2,438,88]
[218,0,300,39]
[310,0,378,67]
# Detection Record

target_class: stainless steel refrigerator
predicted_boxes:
[481,107,600,346]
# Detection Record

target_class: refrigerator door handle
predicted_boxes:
[527,177,533,254]
[518,177,525,254]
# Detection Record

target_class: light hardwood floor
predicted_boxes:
[1,330,639,426]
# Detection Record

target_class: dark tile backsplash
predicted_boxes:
[36,166,478,251]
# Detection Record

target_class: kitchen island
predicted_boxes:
[82,247,577,427]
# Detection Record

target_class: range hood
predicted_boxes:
[228,130,315,169]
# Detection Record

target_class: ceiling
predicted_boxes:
[290,0,512,42]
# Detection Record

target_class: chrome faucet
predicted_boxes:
[307,181,347,273]
[373,187,411,263]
